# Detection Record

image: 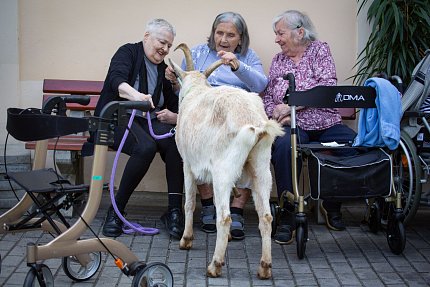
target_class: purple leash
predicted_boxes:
[109,109,175,235]
[146,111,176,139]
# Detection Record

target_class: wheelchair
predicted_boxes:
[1,96,173,286]
[390,49,430,226]
[270,73,406,259]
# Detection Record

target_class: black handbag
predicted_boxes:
[307,148,392,200]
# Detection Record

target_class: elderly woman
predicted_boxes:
[166,11,268,240]
[97,18,185,240]
[263,10,356,245]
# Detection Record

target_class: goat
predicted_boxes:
[169,43,284,279]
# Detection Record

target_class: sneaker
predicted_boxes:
[230,213,245,240]
[320,201,346,231]
[102,207,123,237]
[161,207,184,239]
[200,205,216,233]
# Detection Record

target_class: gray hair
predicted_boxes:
[145,18,176,37]
[207,12,250,56]
[273,10,317,43]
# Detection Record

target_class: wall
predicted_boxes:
[1,0,364,192]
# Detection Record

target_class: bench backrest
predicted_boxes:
[43,79,103,111]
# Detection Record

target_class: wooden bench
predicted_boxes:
[25,79,103,184]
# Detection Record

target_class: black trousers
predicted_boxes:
[111,115,183,212]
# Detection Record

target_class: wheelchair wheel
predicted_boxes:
[387,218,406,255]
[62,251,101,281]
[392,132,422,226]
[132,262,173,287]
[270,201,278,236]
[23,264,54,287]
[368,201,381,233]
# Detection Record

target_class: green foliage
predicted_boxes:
[353,0,430,85]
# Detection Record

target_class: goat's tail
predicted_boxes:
[263,119,285,142]
[222,121,284,180]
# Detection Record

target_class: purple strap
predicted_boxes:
[146,112,176,139]
[109,109,159,235]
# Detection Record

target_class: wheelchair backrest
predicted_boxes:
[401,50,430,113]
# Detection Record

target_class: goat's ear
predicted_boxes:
[168,59,186,80]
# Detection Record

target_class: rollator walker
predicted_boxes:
[2,96,173,286]
[270,73,406,259]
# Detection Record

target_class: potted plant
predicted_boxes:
[353,0,430,85]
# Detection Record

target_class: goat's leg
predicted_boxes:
[180,164,196,250]
[252,172,273,279]
[207,182,231,278]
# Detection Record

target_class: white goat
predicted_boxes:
[169,43,284,279]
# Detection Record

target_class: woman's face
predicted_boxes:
[143,29,174,64]
[214,22,241,53]
[274,20,299,56]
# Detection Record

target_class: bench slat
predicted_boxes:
[43,79,103,95]
[25,135,88,151]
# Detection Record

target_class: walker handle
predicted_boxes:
[282,73,296,104]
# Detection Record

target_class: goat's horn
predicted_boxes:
[168,59,186,80]
[203,59,223,78]
[174,43,194,71]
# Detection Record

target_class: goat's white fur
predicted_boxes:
[170,46,284,279]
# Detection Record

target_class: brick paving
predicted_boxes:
[1,192,429,287]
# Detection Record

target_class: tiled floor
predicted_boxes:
[1,192,429,287]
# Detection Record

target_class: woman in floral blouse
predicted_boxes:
[263,10,356,245]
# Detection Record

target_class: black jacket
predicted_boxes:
[94,41,178,117]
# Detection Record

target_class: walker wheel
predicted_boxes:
[62,252,101,281]
[296,225,307,259]
[132,262,173,287]
[23,264,54,287]
[368,202,381,233]
[387,219,406,255]
[270,201,278,236]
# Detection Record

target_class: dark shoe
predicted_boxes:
[102,207,123,237]
[320,201,346,231]
[161,207,184,239]
[200,205,216,233]
[230,213,245,240]
[274,202,296,245]
[274,224,295,245]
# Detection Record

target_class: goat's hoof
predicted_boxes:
[257,261,272,279]
[179,237,193,250]
[207,262,222,278]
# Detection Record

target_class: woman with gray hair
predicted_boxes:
[95,18,185,240]
[263,10,356,244]
[166,11,268,241]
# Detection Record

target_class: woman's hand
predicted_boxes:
[118,82,154,108]
[156,109,177,124]
[217,50,240,71]
[272,103,291,120]
[165,66,180,92]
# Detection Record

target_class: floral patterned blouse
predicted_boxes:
[262,40,342,130]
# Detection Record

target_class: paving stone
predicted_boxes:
[0,192,429,287]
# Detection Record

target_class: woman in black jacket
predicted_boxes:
[96,18,184,239]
